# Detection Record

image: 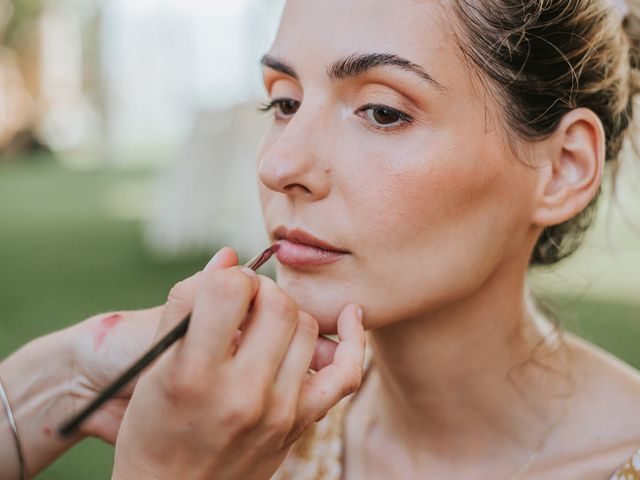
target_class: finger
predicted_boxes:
[309,335,338,372]
[296,304,365,425]
[271,311,319,409]
[234,276,298,383]
[183,266,260,367]
[80,398,129,444]
[155,247,238,339]
[204,246,238,272]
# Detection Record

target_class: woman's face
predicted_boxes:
[257,0,541,334]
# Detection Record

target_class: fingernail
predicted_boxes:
[357,306,364,322]
[204,250,222,271]
[240,267,258,282]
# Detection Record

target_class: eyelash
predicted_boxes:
[259,98,414,132]
[259,98,299,119]
[355,103,414,132]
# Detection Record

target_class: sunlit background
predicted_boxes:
[0,1,639,478]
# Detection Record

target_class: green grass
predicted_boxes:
[0,157,212,479]
[541,295,640,369]
[0,157,638,478]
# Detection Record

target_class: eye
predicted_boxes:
[259,98,300,120]
[357,104,413,131]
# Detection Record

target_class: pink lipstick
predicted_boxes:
[273,226,349,267]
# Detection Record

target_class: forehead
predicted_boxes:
[271,0,453,81]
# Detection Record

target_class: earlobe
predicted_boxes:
[531,108,605,227]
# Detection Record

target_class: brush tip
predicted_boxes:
[270,242,282,253]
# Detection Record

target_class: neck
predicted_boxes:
[365,255,573,463]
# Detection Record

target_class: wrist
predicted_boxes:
[0,328,83,476]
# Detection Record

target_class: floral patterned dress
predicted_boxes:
[611,450,640,480]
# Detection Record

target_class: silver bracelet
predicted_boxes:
[0,377,29,480]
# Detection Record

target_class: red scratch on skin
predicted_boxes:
[43,426,52,436]
[93,314,123,352]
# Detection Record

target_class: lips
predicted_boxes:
[272,226,349,267]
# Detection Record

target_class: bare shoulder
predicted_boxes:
[565,331,640,424]
[534,333,640,478]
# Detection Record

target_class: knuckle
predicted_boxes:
[167,278,192,304]
[224,396,264,430]
[297,312,319,337]
[342,367,363,397]
[159,371,203,405]
[202,270,251,300]
[165,277,198,318]
[264,408,296,437]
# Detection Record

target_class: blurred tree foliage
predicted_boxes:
[0,0,47,157]
[2,0,45,46]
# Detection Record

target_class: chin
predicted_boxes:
[275,268,344,335]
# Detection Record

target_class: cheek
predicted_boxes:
[256,120,537,332]
[345,134,502,247]
[339,133,537,327]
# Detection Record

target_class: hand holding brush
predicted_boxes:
[109,245,365,480]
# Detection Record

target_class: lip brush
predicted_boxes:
[58,244,281,438]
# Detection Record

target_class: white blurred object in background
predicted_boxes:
[100,0,284,165]
[145,101,270,258]
[39,2,100,152]
[142,0,285,257]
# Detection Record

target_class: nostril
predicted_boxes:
[284,183,312,194]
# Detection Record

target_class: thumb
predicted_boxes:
[309,303,364,371]
[296,303,365,433]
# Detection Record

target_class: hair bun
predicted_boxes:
[451,0,640,265]
[622,2,640,72]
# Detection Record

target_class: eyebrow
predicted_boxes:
[260,52,444,89]
[260,55,299,80]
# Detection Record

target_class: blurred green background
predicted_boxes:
[0,155,212,478]
[1,0,639,478]
[1,155,639,479]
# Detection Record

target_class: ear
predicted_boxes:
[531,108,605,227]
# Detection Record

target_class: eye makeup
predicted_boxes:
[259,98,301,120]
[260,95,415,132]
[355,103,414,131]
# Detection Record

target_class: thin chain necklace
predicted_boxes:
[359,366,568,480]
[508,398,568,479]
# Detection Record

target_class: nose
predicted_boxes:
[257,107,331,201]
